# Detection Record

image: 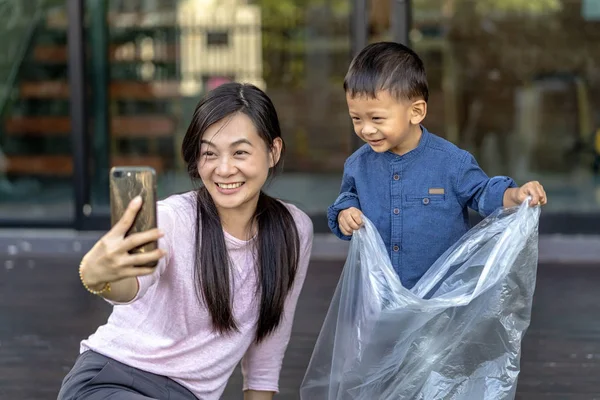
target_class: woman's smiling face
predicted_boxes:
[198,112,281,212]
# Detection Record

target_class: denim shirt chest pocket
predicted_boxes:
[404,188,447,206]
[402,186,452,261]
[403,187,451,232]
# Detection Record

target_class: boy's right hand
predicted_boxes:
[338,207,364,236]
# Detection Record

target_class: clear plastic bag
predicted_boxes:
[301,201,540,400]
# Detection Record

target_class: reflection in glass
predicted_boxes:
[87,0,353,216]
[0,1,74,222]
[368,0,600,212]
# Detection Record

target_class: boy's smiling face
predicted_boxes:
[346,90,426,156]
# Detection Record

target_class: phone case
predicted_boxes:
[109,166,158,266]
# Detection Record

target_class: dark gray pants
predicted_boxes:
[58,351,198,400]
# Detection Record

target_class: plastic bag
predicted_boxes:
[300,201,540,400]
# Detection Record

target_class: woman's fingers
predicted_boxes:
[111,196,143,236]
[124,248,166,268]
[119,228,163,253]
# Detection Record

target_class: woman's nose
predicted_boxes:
[216,158,235,176]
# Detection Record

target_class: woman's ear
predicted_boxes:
[270,137,283,168]
[410,100,427,125]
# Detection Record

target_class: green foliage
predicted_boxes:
[474,0,562,15]
[252,0,349,88]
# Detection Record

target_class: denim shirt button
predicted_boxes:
[393,174,400,181]
[393,208,400,215]
[393,245,400,252]
[422,197,430,205]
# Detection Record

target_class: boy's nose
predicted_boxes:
[361,124,378,135]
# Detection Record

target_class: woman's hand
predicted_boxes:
[80,196,166,292]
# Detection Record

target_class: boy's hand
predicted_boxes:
[505,181,547,207]
[338,207,364,236]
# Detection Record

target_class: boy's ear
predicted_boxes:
[410,100,427,125]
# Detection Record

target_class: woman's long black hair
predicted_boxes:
[181,82,300,343]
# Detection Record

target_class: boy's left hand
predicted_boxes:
[508,181,547,207]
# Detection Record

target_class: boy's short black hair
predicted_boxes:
[344,41,429,102]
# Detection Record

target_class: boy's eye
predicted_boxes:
[351,116,361,121]
[372,117,384,121]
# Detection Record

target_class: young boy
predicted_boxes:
[328,42,547,289]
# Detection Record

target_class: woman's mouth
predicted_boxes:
[215,182,245,194]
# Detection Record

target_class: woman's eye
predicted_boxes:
[202,151,216,157]
[234,150,249,156]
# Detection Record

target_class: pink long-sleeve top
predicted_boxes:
[81,192,313,399]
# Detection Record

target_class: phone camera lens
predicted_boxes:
[113,171,123,178]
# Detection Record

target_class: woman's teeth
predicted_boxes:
[217,183,243,189]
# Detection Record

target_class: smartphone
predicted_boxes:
[109,166,158,267]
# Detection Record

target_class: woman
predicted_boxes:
[58,83,313,400]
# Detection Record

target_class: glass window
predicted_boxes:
[86,0,353,217]
[251,0,353,214]
[0,1,74,223]
[370,0,600,213]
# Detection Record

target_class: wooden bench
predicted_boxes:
[19,81,181,100]
[5,115,176,138]
[4,155,166,176]
[4,115,176,176]
[33,44,177,64]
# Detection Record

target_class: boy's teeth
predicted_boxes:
[218,183,243,189]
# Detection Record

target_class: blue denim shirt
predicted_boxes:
[328,127,517,289]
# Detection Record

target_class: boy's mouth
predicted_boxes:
[368,139,385,146]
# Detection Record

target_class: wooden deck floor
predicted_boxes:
[1,256,599,399]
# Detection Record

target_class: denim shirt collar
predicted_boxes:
[381,125,430,163]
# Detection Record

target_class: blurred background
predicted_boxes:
[0,0,599,230]
[1,0,600,398]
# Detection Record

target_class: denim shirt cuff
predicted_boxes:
[327,192,360,241]
[479,176,517,216]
